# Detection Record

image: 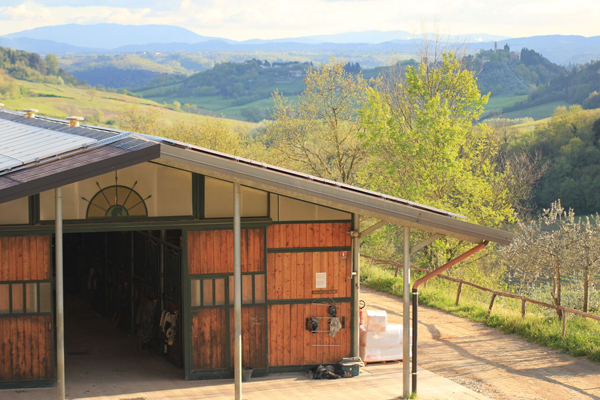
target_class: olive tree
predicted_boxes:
[573,214,600,312]
[503,201,579,318]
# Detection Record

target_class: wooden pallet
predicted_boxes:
[363,359,402,366]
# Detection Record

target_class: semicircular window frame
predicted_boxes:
[85,184,149,219]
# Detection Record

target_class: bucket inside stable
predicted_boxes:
[242,367,253,382]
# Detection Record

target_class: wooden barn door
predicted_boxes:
[186,228,266,379]
[0,236,54,387]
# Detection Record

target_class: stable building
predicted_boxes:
[0,108,512,397]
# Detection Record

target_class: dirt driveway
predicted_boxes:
[361,287,600,400]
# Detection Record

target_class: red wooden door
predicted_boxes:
[0,236,54,386]
[187,229,267,376]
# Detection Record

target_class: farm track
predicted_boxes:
[361,287,600,400]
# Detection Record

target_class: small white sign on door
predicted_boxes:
[315,272,327,289]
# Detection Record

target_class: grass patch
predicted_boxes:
[482,93,528,117]
[361,260,600,362]
[498,101,569,120]
[1,80,254,129]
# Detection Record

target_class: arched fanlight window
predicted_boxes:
[82,172,151,218]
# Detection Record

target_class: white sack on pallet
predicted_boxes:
[365,309,387,332]
[360,323,402,347]
[360,345,404,362]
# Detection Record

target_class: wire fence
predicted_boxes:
[361,254,600,337]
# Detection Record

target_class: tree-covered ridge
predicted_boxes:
[498,59,600,116]
[465,46,565,95]
[513,106,600,214]
[0,46,77,84]
[171,59,312,98]
[527,60,600,108]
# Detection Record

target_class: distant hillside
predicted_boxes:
[61,53,216,89]
[0,46,77,85]
[497,60,600,116]
[530,60,600,108]
[136,59,311,121]
[467,46,565,94]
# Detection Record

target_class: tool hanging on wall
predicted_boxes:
[306,300,345,343]
[306,317,320,333]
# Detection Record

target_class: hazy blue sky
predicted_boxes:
[0,0,598,39]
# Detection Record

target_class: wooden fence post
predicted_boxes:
[562,312,567,338]
[487,294,497,318]
[394,262,401,277]
[455,282,463,306]
[521,299,526,318]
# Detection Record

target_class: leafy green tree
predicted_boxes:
[359,51,515,227]
[45,54,59,75]
[117,104,160,134]
[159,117,267,159]
[264,59,372,184]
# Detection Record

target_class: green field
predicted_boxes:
[498,101,569,120]
[482,92,569,121]
[482,93,528,117]
[1,80,253,128]
[139,74,305,121]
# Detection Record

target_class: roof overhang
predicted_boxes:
[0,144,160,204]
[158,144,513,245]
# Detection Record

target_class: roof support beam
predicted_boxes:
[359,220,388,239]
[410,234,444,255]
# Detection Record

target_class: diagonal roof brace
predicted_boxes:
[358,220,389,239]
[410,233,445,255]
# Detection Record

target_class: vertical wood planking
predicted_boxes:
[0,237,51,382]
[191,309,227,370]
[188,229,264,275]
[267,303,351,366]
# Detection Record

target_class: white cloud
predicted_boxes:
[2,1,53,21]
[0,0,599,39]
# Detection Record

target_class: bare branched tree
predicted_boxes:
[264,58,373,184]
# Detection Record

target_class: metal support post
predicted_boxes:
[402,226,411,398]
[352,214,360,357]
[55,187,65,400]
[233,182,242,400]
[412,289,418,394]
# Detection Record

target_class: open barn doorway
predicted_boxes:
[60,229,184,385]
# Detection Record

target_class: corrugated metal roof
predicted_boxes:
[0,118,96,173]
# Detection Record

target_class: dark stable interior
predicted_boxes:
[61,230,184,375]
